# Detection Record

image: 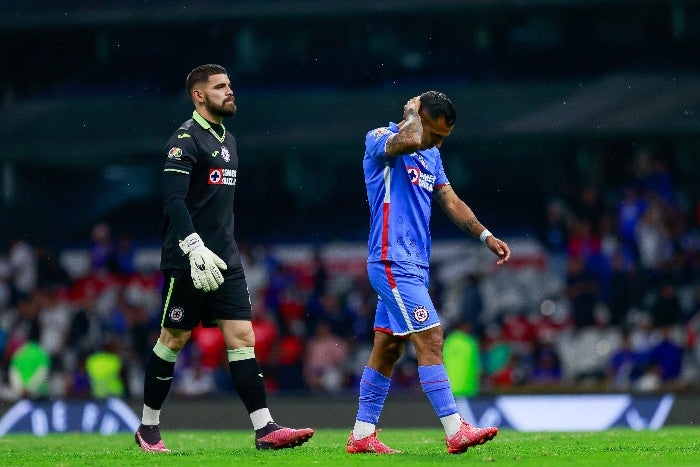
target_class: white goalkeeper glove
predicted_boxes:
[179,233,227,292]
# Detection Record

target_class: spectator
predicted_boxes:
[89,222,116,274]
[567,218,601,264]
[4,295,41,359]
[607,330,641,390]
[482,323,517,388]
[460,274,484,336]
[113,233,136,276]
[67,293,105,358]
[540,198,570,279]
[443,319,481,397]
[529,339,562,386]
[85,338,127,399]
[635,203,670,282]
[251,305,280,391]
[303,320,349,393]
[565,255,600,329]
[607,252,634,326]
[67,354,92,399]
[274,319,306,391]
[8,237,37,301]
[617,185,647,264]
[8,339,50,400]
[35,287,71,367]
[651,280,682,327]
[190,325,228,386]
[572,184,605,233]
[173,347,215,398]
[648,325,683,385]
[238,241,268,303]
[309,249,328,298]
[35,287,72,397]
[307,291,352,338]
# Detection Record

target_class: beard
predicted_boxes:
[205,96,237,118]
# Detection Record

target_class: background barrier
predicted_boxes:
[0,393,693,435]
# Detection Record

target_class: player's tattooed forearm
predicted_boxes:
[434,185,454,200]
[387,122,421,153]
[462,216,482,233]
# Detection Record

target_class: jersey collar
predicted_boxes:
[192,110,226,143]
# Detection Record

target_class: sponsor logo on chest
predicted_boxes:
[406,163,436,192]
[209,168,237,185]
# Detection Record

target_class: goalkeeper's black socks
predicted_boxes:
[143,351,175,410]
[229,357,268,413]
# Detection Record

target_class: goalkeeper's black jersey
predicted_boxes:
[159,110,242,270]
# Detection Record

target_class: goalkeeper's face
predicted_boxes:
[202,73,237,118]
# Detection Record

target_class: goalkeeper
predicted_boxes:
[135,64,313,453]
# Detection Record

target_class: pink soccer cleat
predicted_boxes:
[346,430,401,454]
[255,422,314,450]
[445,420,498,454]
[135,424,171,453]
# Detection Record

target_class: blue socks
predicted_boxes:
[356,367,391,424]
[419,364,459,418]
[355,364,459,432]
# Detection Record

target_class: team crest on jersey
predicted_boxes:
[413,305,429,323]
[168,147,182,160]
[209,168,237,185]
[221,146,231,162]
[372,127,391,141]
[407,165,437,191]
[406,165,421,185]
[168,306,184,322]
[209,168,223,184]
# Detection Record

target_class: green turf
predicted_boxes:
[0,427,698,466]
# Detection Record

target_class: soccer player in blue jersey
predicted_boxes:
[347,91,511,455]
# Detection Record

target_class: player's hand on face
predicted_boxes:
[486,236,511,265]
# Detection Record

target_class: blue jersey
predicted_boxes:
[364,122,450,266]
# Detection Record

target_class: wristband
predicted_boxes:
[479,229,493,243]
[179,232,203,255]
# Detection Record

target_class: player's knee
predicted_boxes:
[411,330,444,360]
[159,328,191,351]
[383,341,404,363]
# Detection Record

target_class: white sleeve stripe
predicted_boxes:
[164,168,190,174]
[383,165,391,203]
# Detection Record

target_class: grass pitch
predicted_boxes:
[0,427,697,466]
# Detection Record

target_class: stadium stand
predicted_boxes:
[0,0,699,401]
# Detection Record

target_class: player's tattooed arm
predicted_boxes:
[458,216,486,238]
[385,96,423,157]
[434,185,485,238]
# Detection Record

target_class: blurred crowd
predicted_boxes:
[1,155,699,402]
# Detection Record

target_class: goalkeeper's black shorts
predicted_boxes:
[159,265,252,330]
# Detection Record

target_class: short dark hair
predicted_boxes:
[186,64,229,97]
[420,91,456,126]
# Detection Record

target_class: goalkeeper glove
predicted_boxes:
[179,233,227,292]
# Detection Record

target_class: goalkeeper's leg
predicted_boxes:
[220,320,314,450]
[136,329,188,453]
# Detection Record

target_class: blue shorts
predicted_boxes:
[367,260,441,336]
